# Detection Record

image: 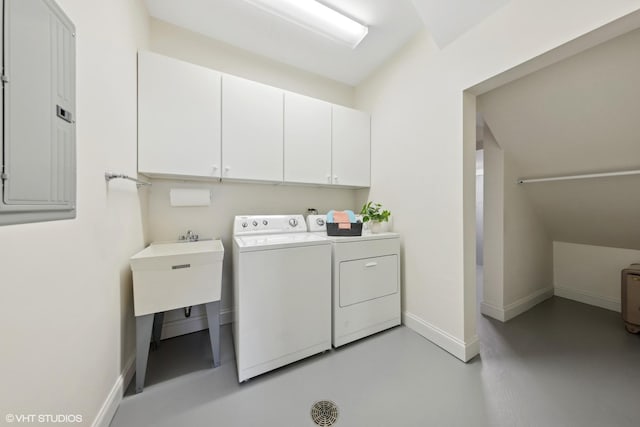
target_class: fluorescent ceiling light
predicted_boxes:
[245,0,368,48]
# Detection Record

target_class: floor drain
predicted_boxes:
[311,400,339,426]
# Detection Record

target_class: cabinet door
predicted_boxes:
[221,75,283,182]
[284,92,331,185]
[331,105,370,187]
[138,51,221,179]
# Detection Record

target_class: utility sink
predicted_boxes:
[130,239,225,393]
[130,240,224,317]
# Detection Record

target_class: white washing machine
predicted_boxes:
[307,215,401,347]
[232,215,331,382]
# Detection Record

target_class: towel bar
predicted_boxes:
[105,172,151,188]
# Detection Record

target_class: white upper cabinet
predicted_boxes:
[221,75,284,183]
[136,52,370,187]
[284,92,332,185]
[138,51,221,179]
[331,105,371,187]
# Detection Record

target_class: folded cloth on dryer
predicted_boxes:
[335,212,351,229]
[328,210,356,230]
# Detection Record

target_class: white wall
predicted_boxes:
[0,0,149,425]
[554,242,640,312]
[481,128,553,322]
[501,150,554,313]
[482,132,504,312]
[150,18,354,107]
[147,180,358,333]
[478,28,640,251]
[477,24,640,318]
[146,20,359,336]
[476,150,484,266]
[355,0,640,360]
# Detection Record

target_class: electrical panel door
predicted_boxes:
[1,0,76,224]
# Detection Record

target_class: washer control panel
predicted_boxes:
[233,215,307,235]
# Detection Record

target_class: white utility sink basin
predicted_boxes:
[130,239,225,393]
[130,240,224,317]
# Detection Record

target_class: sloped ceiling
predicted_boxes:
[144,0,423,85]
[411,0,511,48]
[479,28,640,250]
[144,0,514,85]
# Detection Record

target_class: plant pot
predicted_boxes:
[370,221,383,234]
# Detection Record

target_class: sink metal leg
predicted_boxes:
[135,314,154,393]
[205,301,221,368]
[151,312,164,350]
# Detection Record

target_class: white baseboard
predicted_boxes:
[161,307,233,339]
[403,311,479,362]
[92,354,135,427]
[220,307,233,325]
[161,313,209,339]
[504,287,554,321]
[480,301,505,322]
[481,287,554,322]
[463,336,480,362]
[554,285,621,312]
[122,354,136,393]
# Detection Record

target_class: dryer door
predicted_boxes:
[339,254,398,307]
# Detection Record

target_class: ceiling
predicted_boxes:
[478,28,640,250]
[144,0,423,85]
[411,0,511,47]
[144,0,514,86]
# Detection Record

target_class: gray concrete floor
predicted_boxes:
[112,297,640,427]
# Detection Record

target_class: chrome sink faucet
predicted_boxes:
[179,230,199,242]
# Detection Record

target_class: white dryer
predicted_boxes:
[307,215,401,347]
[232,215,331,382]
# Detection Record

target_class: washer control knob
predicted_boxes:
[241,222,248,228]
[263,220,268,226]
[289,218,298,227]
[252,220,258,227]
[316,218,325,226]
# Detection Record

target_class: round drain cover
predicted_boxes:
[311,400,339,426]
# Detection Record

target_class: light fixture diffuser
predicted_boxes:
[245,0,369,48]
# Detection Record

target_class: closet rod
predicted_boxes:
[105,172,151,187]
[518,169,640,184]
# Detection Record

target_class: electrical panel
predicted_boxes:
[1,0,76,225]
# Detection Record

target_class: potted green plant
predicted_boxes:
[360,201,391,233]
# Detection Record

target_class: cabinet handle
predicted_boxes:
[364,262,378,268]
[327,175,331,183]
[334,176,339,183]
[212,165,218,171]
[224,166,231,176]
